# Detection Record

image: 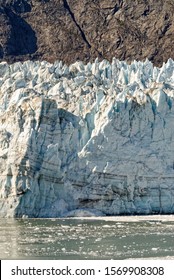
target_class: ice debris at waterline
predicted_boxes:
[1,58,174,217]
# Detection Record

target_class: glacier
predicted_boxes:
[1,58,174,217]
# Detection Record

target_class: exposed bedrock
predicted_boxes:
[1,58,174,217]
[1,0,174,66]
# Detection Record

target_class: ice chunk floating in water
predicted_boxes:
[1,58,174,217]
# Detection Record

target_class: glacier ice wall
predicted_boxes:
[1,58,174,217]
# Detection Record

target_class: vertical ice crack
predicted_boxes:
[63,0,91,49]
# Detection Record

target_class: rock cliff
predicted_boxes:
[1,58,174,217]
[1,0,174,66]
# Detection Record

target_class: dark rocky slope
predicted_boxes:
[1,0,174,66]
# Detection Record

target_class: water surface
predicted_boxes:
[1,216,174,259]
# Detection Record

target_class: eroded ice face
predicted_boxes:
[1,58,174,217]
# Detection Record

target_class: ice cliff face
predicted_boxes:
[1,58,174,217]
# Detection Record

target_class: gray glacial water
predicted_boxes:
[0,216,174,260]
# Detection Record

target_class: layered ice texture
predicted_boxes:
[1,58,174,217]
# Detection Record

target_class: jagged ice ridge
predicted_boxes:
[1,58,174,217]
